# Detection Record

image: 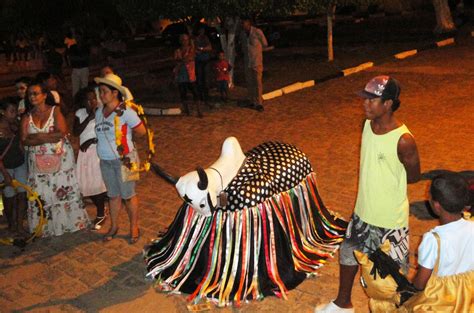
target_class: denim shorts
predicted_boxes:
[339,214,409,274]
[0,162,27,197]
[100,159,136,199]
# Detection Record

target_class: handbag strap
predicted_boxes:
[0,136,15,160]
[432,232,441,277]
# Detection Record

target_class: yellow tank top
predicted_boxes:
[354,120,411,229]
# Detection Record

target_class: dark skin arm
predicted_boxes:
[0,160,12,186]
[73,107,98,152]
[412,265,433,290]
[72,111,94,137]
[397,133,421,184]
[79,138,96,152]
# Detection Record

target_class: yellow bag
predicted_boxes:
[355,241,400,302]
[399,233,474,313]
[354,241,402,312]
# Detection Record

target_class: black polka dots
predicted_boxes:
[222,142,313,211]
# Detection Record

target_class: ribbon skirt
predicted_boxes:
[144,173,347,307]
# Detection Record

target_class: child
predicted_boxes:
[14,76,32,115]
[214,51,232,102]
[73,87,108,230]
[0,98,28,236]
[409,172,473,310]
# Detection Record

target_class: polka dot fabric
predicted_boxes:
[222,141,313,211]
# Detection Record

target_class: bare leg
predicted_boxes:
[104,196,121,239]
[182,100,190,116]
[195,100,203,118]
[3,195,16,231]
[16,192,28,235]
[124,196,139,239]
[333,264,359,308]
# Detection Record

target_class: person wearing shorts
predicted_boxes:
[316,76,421,313]
[94,73,146,244]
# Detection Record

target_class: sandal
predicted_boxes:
[129,228,141,244]
[103,228,119,242]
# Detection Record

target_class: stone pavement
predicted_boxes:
[0,40,473,313]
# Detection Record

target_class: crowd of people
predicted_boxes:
[172,17,268,117]
[1,33,47,67]
[0,17,472,312]
[1,63,145,244]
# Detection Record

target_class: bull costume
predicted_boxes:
[145,137,347,306]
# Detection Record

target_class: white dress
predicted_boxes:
[26,107,89,237]
[75,108,107,197]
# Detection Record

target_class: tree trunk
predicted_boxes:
[327,4,336,62]
[432,0,456,33]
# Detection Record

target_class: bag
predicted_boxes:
[35,140,64,174]
[355,241,401,312]
[399,233,474,313]
[355,240,417,313]
[121,150,140,182]
[35,153,61,174]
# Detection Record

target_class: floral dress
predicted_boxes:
[26,107,89,237]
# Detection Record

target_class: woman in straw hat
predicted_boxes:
[94,73,146,243]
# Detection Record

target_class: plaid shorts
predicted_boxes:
[339,214,409,273]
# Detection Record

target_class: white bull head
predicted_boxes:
[152,137,246,216]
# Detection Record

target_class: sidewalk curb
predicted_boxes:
[263,80,315,100]
[144,107,182,116]
[262,36,460,101]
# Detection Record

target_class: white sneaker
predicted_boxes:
[314,301,354,313]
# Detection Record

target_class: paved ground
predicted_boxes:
[0,38,473,313]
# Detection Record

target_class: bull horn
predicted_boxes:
[151,162,178,185]
[196,167,208,190]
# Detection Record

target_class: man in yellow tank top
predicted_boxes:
[316,76,421,313]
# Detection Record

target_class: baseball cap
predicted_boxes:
[357,75,401,100]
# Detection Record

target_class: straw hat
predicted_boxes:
[94,73,127,97]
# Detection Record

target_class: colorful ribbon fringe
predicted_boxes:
[144,173,347,307]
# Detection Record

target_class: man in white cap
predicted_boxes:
[316,76,421,312]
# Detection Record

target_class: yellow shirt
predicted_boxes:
[354,120,411,229]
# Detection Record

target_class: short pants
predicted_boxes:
[339,214,409,274]
[100,159,136,200]
[0,163,27,197]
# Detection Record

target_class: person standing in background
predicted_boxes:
[240,17,267,112]
[69,38,90,98]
